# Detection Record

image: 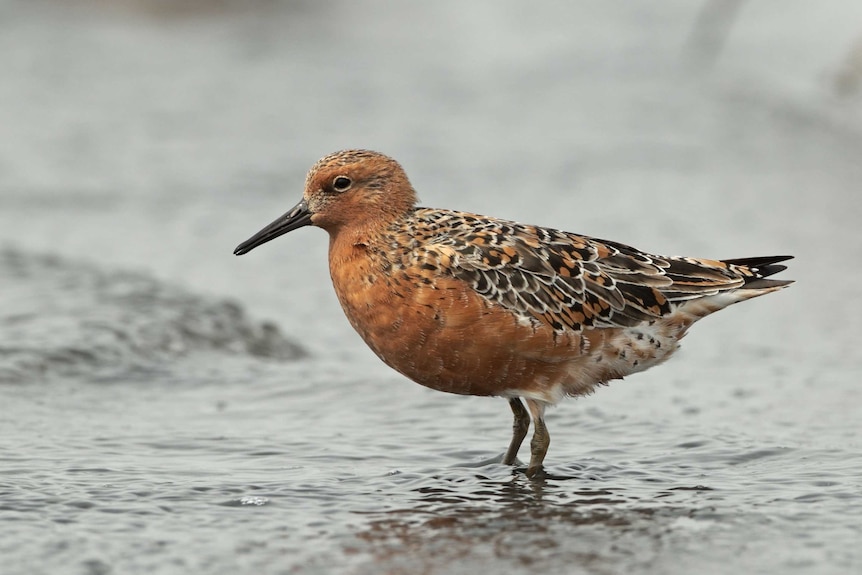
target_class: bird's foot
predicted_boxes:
[524,464,546,480]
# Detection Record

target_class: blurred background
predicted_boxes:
[1,1,861,574]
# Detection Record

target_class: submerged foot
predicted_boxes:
[525,464,546,479]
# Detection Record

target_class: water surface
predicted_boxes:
[1,1,860,573]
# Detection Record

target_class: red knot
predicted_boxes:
[234,149,793,477]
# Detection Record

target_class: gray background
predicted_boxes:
[1,1,860,574]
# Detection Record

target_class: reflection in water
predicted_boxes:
[349,468,706,574]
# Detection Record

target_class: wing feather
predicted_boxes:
[403,209,777,333]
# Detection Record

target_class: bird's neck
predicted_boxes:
[325,208,414,255]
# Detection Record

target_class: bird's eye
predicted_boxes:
[332,176,352,192]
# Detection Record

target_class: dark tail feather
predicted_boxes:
[720,255,794,290]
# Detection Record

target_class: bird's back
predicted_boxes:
[389,207,790,328]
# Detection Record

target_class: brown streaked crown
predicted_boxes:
[304,150,418,232]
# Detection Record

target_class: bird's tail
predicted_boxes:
[670,255,793,320]
[720,255,794,291]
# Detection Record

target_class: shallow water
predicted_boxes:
[1,1,861,574]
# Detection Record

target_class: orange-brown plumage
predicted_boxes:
[234,149,793,477]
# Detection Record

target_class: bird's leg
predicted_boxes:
[503,398,530,465]
[524,399,549,478]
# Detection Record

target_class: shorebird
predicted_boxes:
[234,149,792,477]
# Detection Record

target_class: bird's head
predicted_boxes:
[234,149,417,255]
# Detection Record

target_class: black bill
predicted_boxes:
[233,198,313,255]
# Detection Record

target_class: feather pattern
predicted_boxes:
[379,208,790,334]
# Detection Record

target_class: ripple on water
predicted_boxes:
[0,248,306,384]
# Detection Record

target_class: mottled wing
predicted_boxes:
[414,210,759,333]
